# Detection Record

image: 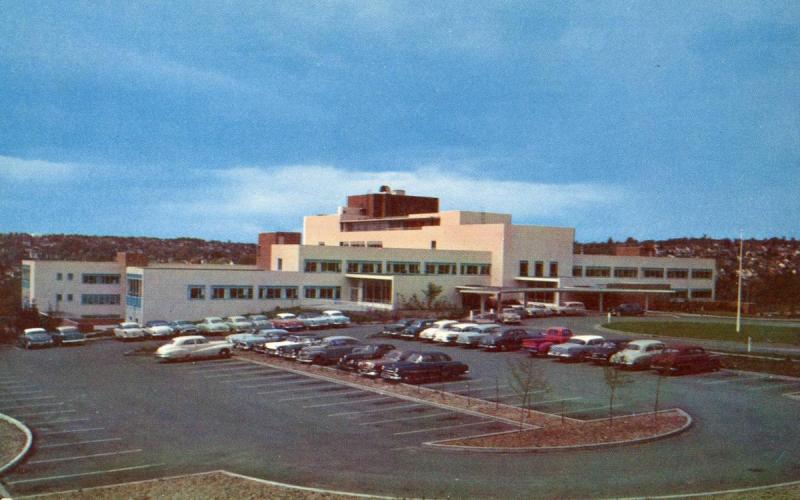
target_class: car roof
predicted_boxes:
[322,336,358,342]
[174,335,205,341]
[628,339,664,347]
[571,335,603,341]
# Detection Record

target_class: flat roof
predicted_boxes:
[457,286,675,295]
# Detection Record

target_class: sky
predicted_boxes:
[1,1,798,243]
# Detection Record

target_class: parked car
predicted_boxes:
[250,330,292,352]
[225,316,254,333]
[248,314,272,329]
[609,340,666,369]
[197,317,231,335]
[500,308,523,324]
[296,336,362,365]
[380,351,469,384]
[169,320,199,335]
[18,328,55,349]
[337,344,396,371]
[469,312,498,324]
[479,328,538,351]
[522,327,574,356]
[548,335,605,361]
[358,350,416,377]
[271,313,305,332]
[297,313,333,330]
[525,302,555,317]
[651,345,721,375]
[114,322,147,341]
[378,318,416,337]
[322,310,351,327]
[455,324,502,348]
[52,326,87,346]
[557,302,588,316]
[585,339,630,365]
[276,335,325,359]
[144,320,174,338]
[262,333,321,357]
[611,303,645,316]
[433,322,481,345]
[155,335,233,362]
[227,332,267,348]
[418,320,458,342]
[399,319,435,339]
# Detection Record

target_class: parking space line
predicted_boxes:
[329,403,425,417]
[31,417,90,425]
[745,382,800,392]
[0,390,44,396]
[28,448,143,464]
[186,364,257,374]
[220,375,294,383]
[700,375,766,385]
[0,402,64,411]
[39,427,105,435]
[39,438,123,449]
[0,395,56,403]
[360,412,452,425]
[6,463,164,485]
[256,380,321,392]
[277,389,365,402]
[203,368,273,378]
[13,409,76,417]
[246,384,327,395]
[304,396,395,409]
[394,420,494,436]
[562,404,626,415]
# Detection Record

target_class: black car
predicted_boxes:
[18,329,55,349]
[296,336,362,365]
[399,319,436,340]
[479,328,540,351]
[377,319,417,337]
[274,334,324,359]
[337,344,396,371]
[381,351,469,384]
[611,303,645,316]
[586,338,630,364]
[51,326,87,346]
[169,320,200,335]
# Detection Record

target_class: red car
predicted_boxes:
[522,327,574,356]
[650,345,721,375]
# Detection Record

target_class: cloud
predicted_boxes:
[0,155,79,182]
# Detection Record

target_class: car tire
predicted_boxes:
[220,349,231,358]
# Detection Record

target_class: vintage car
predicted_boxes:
[525,302,555,317]
[225,316,254,333]
[169,320,199,335]
[609,339,666,369]
[271,313,306,332]
[556,302,588,316]
[262,333,321,357]
[432,322,481,344]
[455,324,502,348]
[197,317,232,335]
[52,326,87,346]
[418,320,458,342]
[378,318,416,337]
[358,350,416,377]
[144,320,174,338]
[399,319,435,339]
[155,335,233,362]
[248,314,272,329]
[548,335,605,361]
[18,328,55,349]
[651,345,721,375]
[610,303,645,316]
[226,332,266,348]
[337,344,396,371]
[479,328,539,351]
[296,313,332,330]
[500,308,523,324]
[523,327,574,356]
[113,322,147,341]
[585,338,630,364]
[296,336,362,365]
[380,351,469,384]
[322,310,351,327]
[250,330,292,352]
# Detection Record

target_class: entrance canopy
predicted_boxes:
[457,285,675,312]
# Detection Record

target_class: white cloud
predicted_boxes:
[0,155,78,182]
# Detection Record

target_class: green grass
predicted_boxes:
[602,321,800,345]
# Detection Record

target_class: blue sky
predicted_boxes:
[1,1,798,243]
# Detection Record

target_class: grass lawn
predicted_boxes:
[602,321,800,345]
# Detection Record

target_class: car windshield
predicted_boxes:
[60,327,79,333]
[121,323,138,328]
[148,321,168,326]
[627,344,641,351]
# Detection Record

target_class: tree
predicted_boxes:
[507,357,550,431]
[602,365,632,426]
[422,282,443,309]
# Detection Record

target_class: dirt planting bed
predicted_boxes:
[0,417,27,469]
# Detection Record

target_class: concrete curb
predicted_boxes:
[422,408,692,453]
[0,412,33,476]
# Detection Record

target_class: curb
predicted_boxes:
[422,408,692,453]
[0,412,33,476]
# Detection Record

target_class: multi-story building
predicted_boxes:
[22,187,716,325]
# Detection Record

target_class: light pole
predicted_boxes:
[736,230,743,334]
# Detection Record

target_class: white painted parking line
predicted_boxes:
[30,417,90,425]
[745,382,800,392]
[28,448,142,465]
[527,397,582,406]
[562,404,626,415]
[6,463,164,485]
[395,420,493,436]
[278,389,365,402]
[360,412,452,425]
[13,409,76,418]
[39,427,105,435]
[0,402,64,411]
[304,396,395,409]
[203,368,273,378]
[220,375,294,383]
[187,364,257,374]
[700,375,766,385]
[246,384,328,395]
[0,395,56,403]
[0,389,43,396]
[39,438,123,449]
[329,403,425,417]
[255,380,321,392]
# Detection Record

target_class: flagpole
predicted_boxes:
[736,230,743,334]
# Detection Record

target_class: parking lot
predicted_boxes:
[3,318,800,498]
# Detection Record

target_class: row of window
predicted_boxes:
[572,266,714,279]
[305,259,490,276]
[186,285,344,301]
[519,261,559,278]
[79,294,121,305]
[55,273,121,284]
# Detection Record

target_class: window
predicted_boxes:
[431,240,437,249]
[22,265,30,290]
[549,261,559,277]
[228,287,253,299]
[519,261,529,277]
[67,273,73,281]
[642,268,664,278]
[304,260,341,273]
[388,262,420,274]
[667,268,689,279]
[691,269,713,279]
[367,241,383,248]
[56,294,62,302]
[304,261,318,272]
[572,266,583,277]
[691,289,713,299]
[534,261,544,277]
[82,274,121,284]
[362,280,391,304]
[211,287,226,300]
[188,286,206,300]
[461,264,479,275]
[305,287,317,299]
[479,264,491,275]
[67,294,73,302]
[672,289,688,299]
[258,286,297,299]
[57,272,63,281]
[585,267,611,277]
[425,263,456,275]
[277,258,283,271]
[285,287,298,299]
[81,294,121,305]
[126,274,142,308]
[346,261,382,274]
[321,261,341,272]
[614,267,638,278]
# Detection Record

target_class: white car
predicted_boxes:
[548,335,605,361]
[248,314,272,329]
[609,340,666,369]
[500,308,522,324]
[525,303,555,317]
[225,316,254,333]
[155,336,233,362]
[261,334,320,356]
[419,320,458,342]
[144,320,174,338]
[432,322,480,344]
[114,322,146,341]
[198,317,231,335]
[322,310,351,327]
[297,313,332,329]
[455,324,502,347]
[556,302,588,316]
